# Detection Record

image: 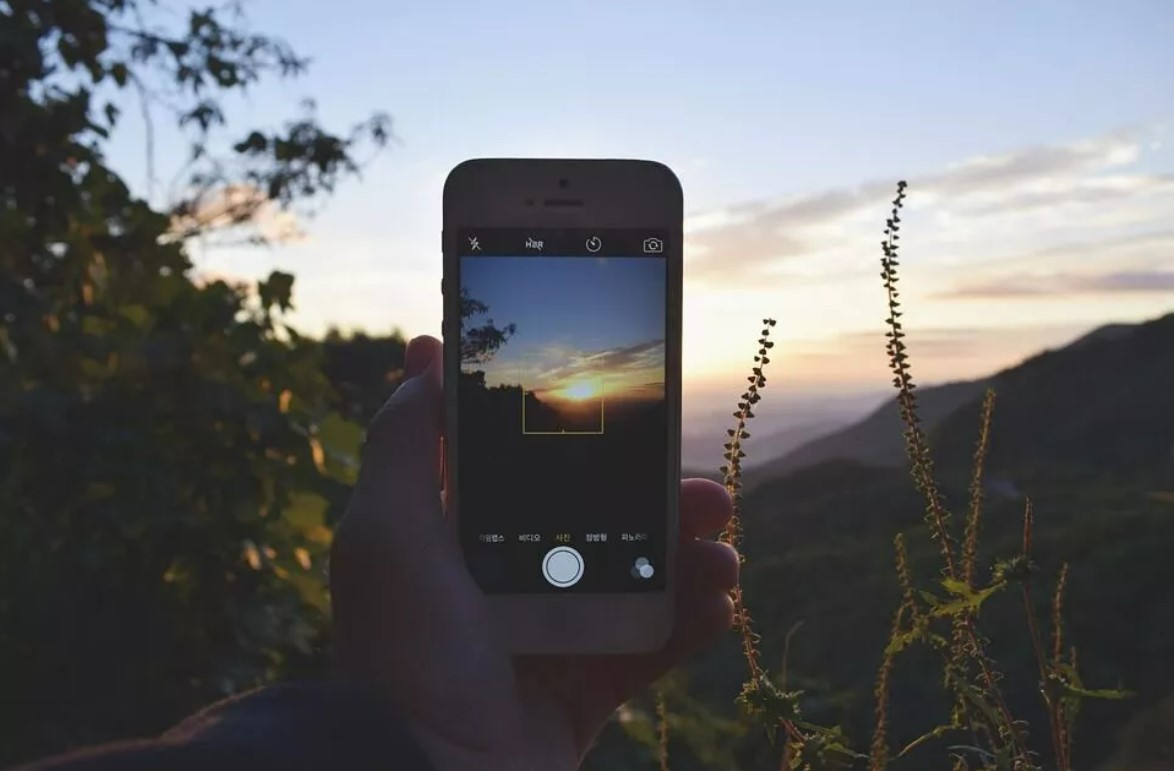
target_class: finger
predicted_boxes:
[659,541,739,666]
[349,335,445,546]
[680,478,733,540]
[363,335,442,486]
[665,591,737,663]
[678,539,739,595]
[400,335,449,492]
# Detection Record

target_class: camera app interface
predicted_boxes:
[456,229,669,593]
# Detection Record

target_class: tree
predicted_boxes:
[0,1,387,763]
[459,287,516,366]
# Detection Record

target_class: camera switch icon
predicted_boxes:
[631,557,655,580]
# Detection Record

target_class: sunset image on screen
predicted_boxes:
[458,255,665,436]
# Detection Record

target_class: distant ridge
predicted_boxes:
[750,378,988,480]
[749,316,1170,482]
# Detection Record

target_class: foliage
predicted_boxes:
[458,286,517,366]
[0,0,387,763]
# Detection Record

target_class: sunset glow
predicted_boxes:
[556,379,602,402]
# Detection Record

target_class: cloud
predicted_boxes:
[537,339,665,383]
[685,183,890,278]
[777,321,1100,389]
[824,324,1085,357]
[683,127,1169,282]
[937,270,1174,299]
[955,174,1174,217]
[917,132,1141,198]
[955,228,1174,274]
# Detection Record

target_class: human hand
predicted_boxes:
[330,335,738,771]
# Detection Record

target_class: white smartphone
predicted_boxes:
[442,159,683,654]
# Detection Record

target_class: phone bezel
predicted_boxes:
[442,158,683,654]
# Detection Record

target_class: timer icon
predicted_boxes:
[585,236,602,253]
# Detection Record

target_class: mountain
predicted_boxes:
[1064,322,1138,350]
[741,419,851,468]
[683,416,848,476]
[931,313,1174,483]
[748,378,988,481]
[749,317,1172,483]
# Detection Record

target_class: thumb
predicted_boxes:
[352,335,445,536]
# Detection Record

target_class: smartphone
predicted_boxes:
[442,159,682,654]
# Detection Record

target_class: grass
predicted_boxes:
[656,181,1130,771]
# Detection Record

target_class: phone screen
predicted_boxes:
[454,228,671,594]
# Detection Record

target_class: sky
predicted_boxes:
[102,0,1174,434]
[461,256,665,402]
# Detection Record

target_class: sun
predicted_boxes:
[559,380,600,401]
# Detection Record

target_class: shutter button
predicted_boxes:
[541,546,584,588]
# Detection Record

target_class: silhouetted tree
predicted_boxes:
[459,286,516,366]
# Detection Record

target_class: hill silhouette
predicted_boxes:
[750,378,987,481]
[749,316,1171,485]
[931,313,1174,484]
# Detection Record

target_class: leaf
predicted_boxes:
[305,525,333,546]
[960,688,1005,732]
[897,723,955,757]
[81,316,114,336]
[947,744,996,763]
[736,674,804,724]
[1062,685,1133,700]
[117,304,151,327]
[1049,668,1134,701]
[285,571,329,615]
[259,271,296,312]
[941,577,972,596]
[927,578,1005,618]
[318,412,362,463]
[284,492,330,532]
[885,627,923,655]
